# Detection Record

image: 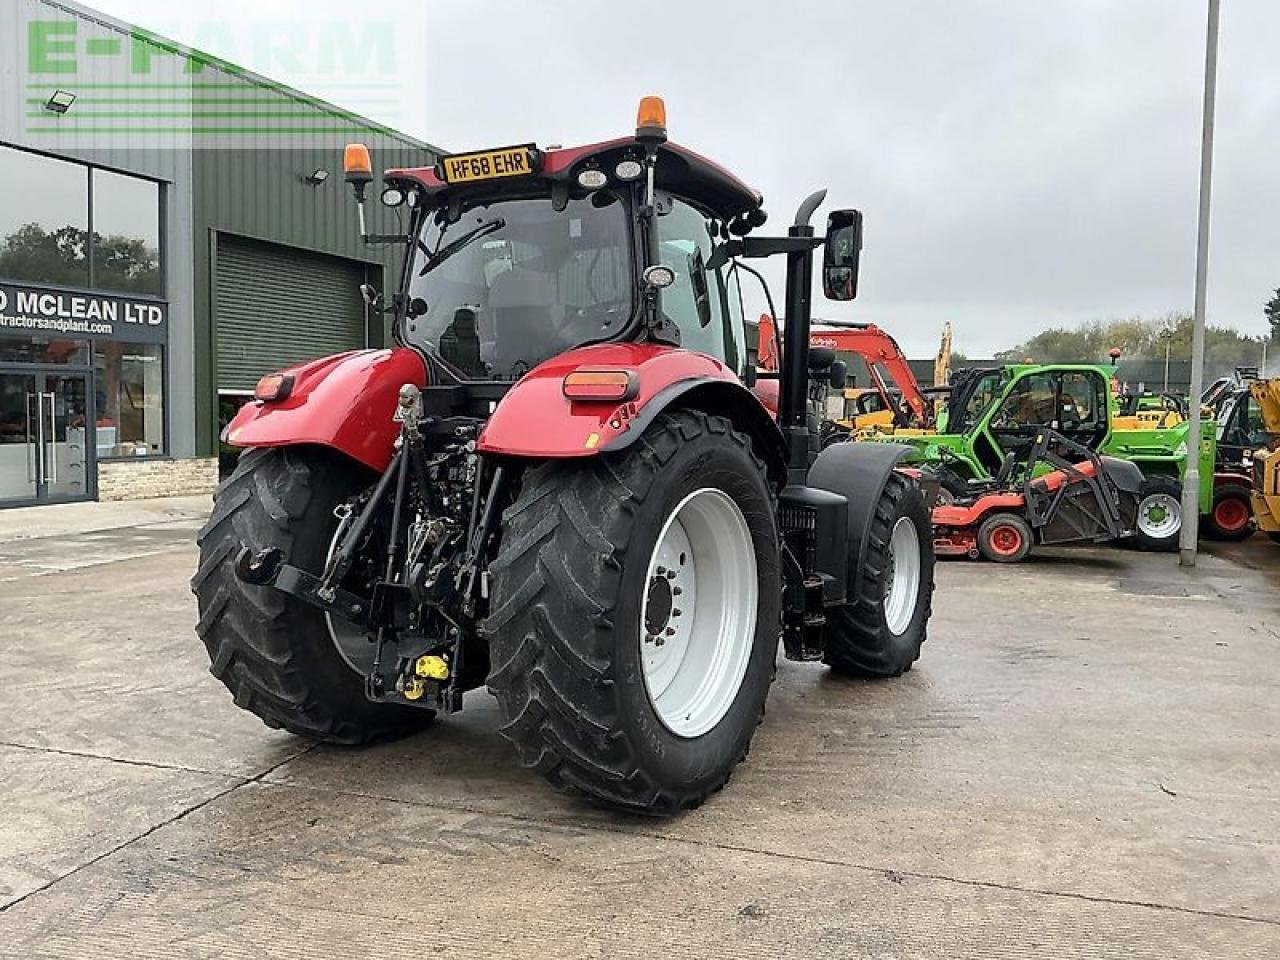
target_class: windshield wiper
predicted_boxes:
[419,217,506,276]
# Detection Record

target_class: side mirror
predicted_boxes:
[808,346,837,371]
[823,209,863,301]
[359,283,381,307]
[828,360,848,390]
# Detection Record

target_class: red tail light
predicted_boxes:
[254,372,294,402]
[562,369,638,402]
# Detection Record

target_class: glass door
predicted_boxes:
[41,373,91,501]
[0,371,38,504]
[0,370,92,505]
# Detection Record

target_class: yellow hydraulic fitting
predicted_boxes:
[402,676,426,701]
[415,655,450,680]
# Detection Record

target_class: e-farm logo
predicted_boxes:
[23,13,423,143]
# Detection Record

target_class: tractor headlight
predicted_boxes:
[614,159,643,181]
[576,169,608,189]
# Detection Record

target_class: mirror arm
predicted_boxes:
[736,235,823,259]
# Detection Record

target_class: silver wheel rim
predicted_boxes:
[1138,493,1181,538]
[884,517,921,636]
[324,514,376,674]
[640,488,758,739]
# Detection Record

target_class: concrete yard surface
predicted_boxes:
[0,496,1277,958]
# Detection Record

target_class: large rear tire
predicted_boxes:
[484,411,781,814]
[823,471,935,677]
[192,446,433,743]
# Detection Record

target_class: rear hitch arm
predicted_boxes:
[234,546,370,626]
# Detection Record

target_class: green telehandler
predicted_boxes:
[863,363,1249,550]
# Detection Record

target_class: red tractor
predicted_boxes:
[194,98,936,814]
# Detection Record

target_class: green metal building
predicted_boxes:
[1,0,441,506]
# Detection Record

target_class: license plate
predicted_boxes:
[439,145,536,184]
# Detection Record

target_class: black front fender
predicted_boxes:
[807,442,916,573]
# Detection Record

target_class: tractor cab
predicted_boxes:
[372,102,763,387]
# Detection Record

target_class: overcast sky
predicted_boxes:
[91,0,1280,357]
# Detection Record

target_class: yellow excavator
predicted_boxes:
[1249,378,1280,541]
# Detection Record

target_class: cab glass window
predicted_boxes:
[995,372,1056,427]
[656,197,732,364]
[1059,372,1104,427]
[954,372,1001,432]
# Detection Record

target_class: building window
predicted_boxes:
[92,169,162,296]
[0,144,163,296]
[0,145,89,287]
[94,342,164,458]
[0,336,88,365]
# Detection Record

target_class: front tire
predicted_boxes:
[1131,474,1183,552]
[823,471,935,677]
[192,447,433,743]
[484,411,781,814]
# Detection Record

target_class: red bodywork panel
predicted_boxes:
[385,138,762,224]
[752,378,779,417]
[225,348,426,472]
[933,530,979,558]
[477,342,741,457]
[932,493,1025,529]
[1030,459,1097,494]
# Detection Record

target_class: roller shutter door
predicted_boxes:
[215,235,369,390]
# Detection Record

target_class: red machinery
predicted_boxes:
[757,314,933,428]
[197,97,937,814]
[932,429,1144,562]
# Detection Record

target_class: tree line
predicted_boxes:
[988,288,1280,369]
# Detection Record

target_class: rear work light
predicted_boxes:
[254,372,294,402]
[562,369,638,402]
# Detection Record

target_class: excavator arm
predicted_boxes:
[809,321,931,426]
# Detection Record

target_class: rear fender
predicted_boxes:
[224,348,427,472]
[476,342,785,480]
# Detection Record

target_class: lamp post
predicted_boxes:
[1161,328,1174,392]
[1179,0,1221,567]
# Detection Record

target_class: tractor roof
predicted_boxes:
[385,137,764,225]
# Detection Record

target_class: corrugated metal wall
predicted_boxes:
[3,0,443,457]
[214,235,368,390]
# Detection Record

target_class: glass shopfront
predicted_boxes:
[0,144,167,506]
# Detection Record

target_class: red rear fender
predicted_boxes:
[225,348,427,471]
[477,343,749,458]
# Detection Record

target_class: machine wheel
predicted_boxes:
[484,410,780,814]
[1131,475,1183,552]
[823,471,934,677]
[1203,483,1254,541]
[192,447,433,743]
[976,512,1034,563]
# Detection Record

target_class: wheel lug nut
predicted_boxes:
[666,570,676,580]
[672,586,682,596]
[655,566,667,576]
[672,608,682,617]
[664,627,675,636]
